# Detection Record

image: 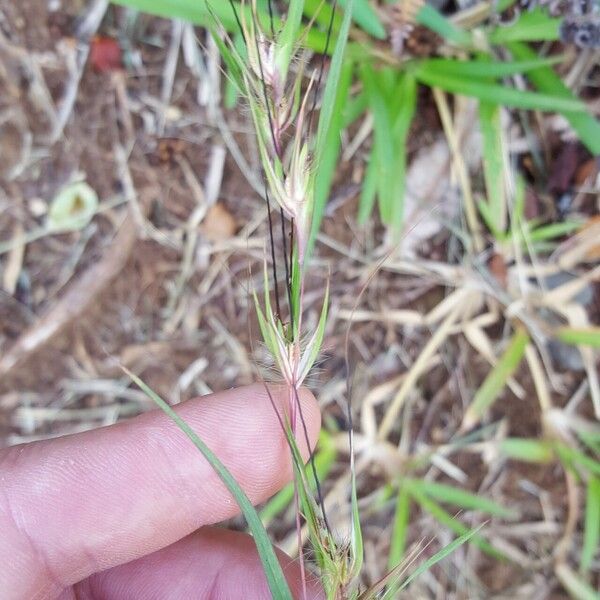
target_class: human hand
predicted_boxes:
[0,384,321,599]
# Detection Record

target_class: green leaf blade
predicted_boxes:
[421,56,563,79]
[308,60,354,255]
[463,329,529,430]
[508,41,600,154]
[557,327,600,348]
[416,4,471,46]
[500,438,554,463]
[275,0,305,81]
[396,525,485,592]
[478,101,506,234]
[415,65,586,113]
[339,0,386,39]
[581,476,600,573]
[388,483,411,570]
[315,0,354,157]
[488,8,560,44]
[408,484,504,559]
[410,479,517,519]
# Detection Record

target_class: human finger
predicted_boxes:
[0,384,320,599]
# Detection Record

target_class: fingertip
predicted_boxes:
[0,383,323,597]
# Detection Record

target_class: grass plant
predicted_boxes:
[106,0,600,597]
[117,1,488,597]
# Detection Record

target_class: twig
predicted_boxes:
[158,19,184,136]
[432,89,483,254]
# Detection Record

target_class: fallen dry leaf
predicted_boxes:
[574,157,599,186]
[579,215,600,261]
[200,202,236,242]
[89,35,122,72]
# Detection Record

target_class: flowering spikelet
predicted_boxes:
[209,2,374,597]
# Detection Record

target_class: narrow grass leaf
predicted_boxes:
[527,220,581,242]
[478,101,506,234]
[124,369,293,600]
[578,431,600,456]
[556,563,599,600]
[388,483,411,570]
[309,60,353,255]
[348,453,364,581]
[409,479,516,518]
[224,69,239,108]
[253,290,279,361]
[390,72,417,230]
[488,8,560,43]
[414,66,586,113]
[421,56,563,79]
[360,64,396,224]
[395,525,485,592]
[409,485,503,558]
[302,0,338,30]
[275,0,305,82]
[208,25,244,91]
[416,3,472,46]
[500,438,554,463]
[358,141,379,224]
[112,0,330,52]
[581,476,600,573]
[556,327,600,348]
[557,444,600,478]
[477,198,497,238]
[315,0,354,158]
[302,0,385,39]
[462,329,529,430]
[507,41,600,154]
[111,0,253,33]
[224,30,249,108]
[342,89,368,128]
[338,0,387,39]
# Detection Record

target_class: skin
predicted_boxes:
[0,384,322,599]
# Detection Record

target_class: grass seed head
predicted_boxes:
[248,33,282,97]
